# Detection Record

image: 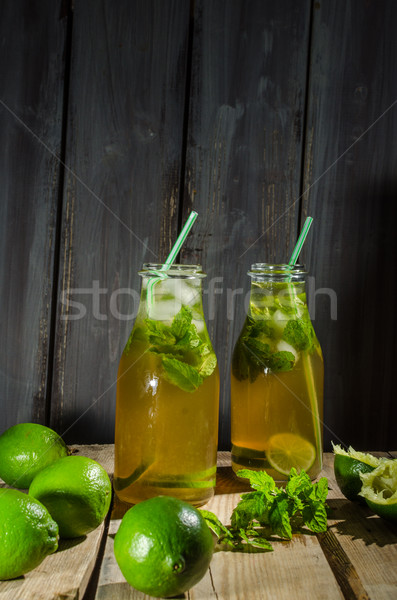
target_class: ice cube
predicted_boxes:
[152,279,200,306]
[148,298,181,321]
[192,318,205,333]
[153,278,178,298]
[277,340,299,362]
[177,281,201,306]
[272,309,289,334]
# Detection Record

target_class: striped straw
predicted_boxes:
[289,216,313,266]
[287,216,321,468]
[147,211,198,308]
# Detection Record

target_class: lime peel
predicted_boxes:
[332,443,380,468]
[0,488,58,580]
[114,496,213,597]
[29,455,112,538]
[332,443,383,503]
[0,423,69,488]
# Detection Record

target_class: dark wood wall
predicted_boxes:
[1,0,396,451]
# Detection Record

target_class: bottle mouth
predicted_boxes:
[248,263,307,281]
[139,263,206,279]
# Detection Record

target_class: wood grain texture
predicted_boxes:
[0,0,67,432]
[96,450,344,600]
[301,0,397,451]
[181,0,312,449]
[70,443,115,474]
[50,0,191,443]
[0,521,106,600]
[2,448,396,599]
[195,491,344,600]
[317,529,370,600]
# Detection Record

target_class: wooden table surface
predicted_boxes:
[0,446,396,600]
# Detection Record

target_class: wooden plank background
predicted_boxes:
[0,0,67,427]
[49,0,190,442]
[0,0,396,451]
[301,0,397,451]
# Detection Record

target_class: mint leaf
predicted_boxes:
[267,351,295,372]
[198,352,217,377]
[251,319,275,340]
[171,305,193,339]
[302,499,328,533]
[285,469,312,498]
[231,317,255,382]
[282,318,313,351]
[232,315,296,381]
[232,338,251,381]
[236,469,276,493]
[175,327,201,350]
[162,357,203,392]
[199,467,328,554]
[311,477,329,503]
[231,492,267,530]
[242,534,273,551]
[145,319,176,346]
[245,340,295,374]
[238,528,273,551]
[242,338,271,382]
[268,495,292,539]
[200,510,232,540]
[243,338,271,366]
[142,306,217,392]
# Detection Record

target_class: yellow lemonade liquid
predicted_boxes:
[114,266,219,506]
[231,268,323,481]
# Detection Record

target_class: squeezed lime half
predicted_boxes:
[333,443,380,503]
[359,459,397,523]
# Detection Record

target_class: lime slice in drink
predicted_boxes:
[266,433,316,476]
[332,443,380,503]
[359,459,397,523]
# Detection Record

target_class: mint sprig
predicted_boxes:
[232,316,297,381]
[162,357,203,393]
[232,307,318,382]
[142,306,217,392]
[200,468,328,552]
[282,318,314,351]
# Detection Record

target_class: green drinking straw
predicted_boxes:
[287,215,322,470]
[147,210,198,308]
[289,216,313,266]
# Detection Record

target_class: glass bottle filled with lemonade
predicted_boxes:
[231,264,323,481]
[114,264,219,506]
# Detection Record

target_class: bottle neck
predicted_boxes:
[248,264,308,317]
[248,263,307,282]
[138,264,206,322]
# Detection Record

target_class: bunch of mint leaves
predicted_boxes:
[130,305,217,393]
[232,313,315,382]
[200,468,328,552]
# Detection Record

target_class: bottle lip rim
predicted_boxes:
[248,263,307,277]
[139,263,206,278]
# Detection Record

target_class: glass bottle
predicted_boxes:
[231,263,323,481]
[114,263,219,506]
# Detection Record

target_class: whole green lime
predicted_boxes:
[0,423,69,488]
[333,444,380,502]
[0,488,58,580]
[29,455,112,538]
[114,496,214,598]
[359,459,397,523]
